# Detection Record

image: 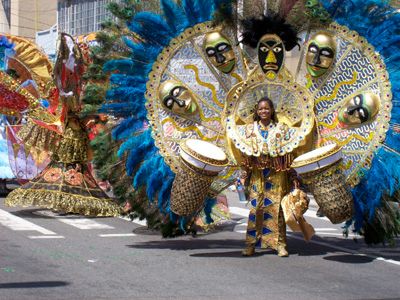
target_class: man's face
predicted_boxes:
[306,32,335,77]
[159,80,198,116]
[338,93,380,126]
[257,34,284,80]
[204,31,236,74]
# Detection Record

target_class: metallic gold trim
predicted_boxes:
[184,64,223,108]
[324,132,374,147]
[231,72,243,82]
[314,71,358,105]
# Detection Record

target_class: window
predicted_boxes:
[58,0,121,36]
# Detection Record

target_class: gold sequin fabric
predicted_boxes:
[17,120,59,152]
[5,162,121,217]
[244,168,289,250]
[6,188,121,217]
[240,153,294,171]
[55,124,88,163]
[281,189,310,232]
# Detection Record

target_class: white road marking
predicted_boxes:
[98,233,136,237]
[229,206,249,217]
[56,218,114,230]
[230,206,331,222]
[0,209,56,235]
[314,232,358,238]
[288,234,400,267]
[303,210,330,221]
[131,218,146,226]
[28,235,65,239]
[118,215,147,226]
[34,210,114,230]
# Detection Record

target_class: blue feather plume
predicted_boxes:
[103,59,133,73]
[122,36,161,63]
[198,0,214,22]
[146,156,164,201]
[203,198,217,224]
[161,0,189,33]
[129,12,173,46]
[111,117,146,140]
[0,35,14,70]
[182,0,202,26]
[133,153,161,188]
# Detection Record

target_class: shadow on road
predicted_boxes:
[190,250,273,258]
[127,237,331,256]
[8,208,55,219]
[127,238,244,251]
[132,227,164,236]
[9,208,112,220]
[323,254,374,264]
[127,234,399,264]
[0,281,69,289]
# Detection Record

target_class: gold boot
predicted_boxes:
[277,244,289,257]
[241,245,255,256]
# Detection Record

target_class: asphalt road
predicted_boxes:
[0,192,399,300]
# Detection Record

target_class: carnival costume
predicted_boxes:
[0,119,13,196]
[0,34,54,195]
[1,35,56,183]
[5,33,120,217]
[0,36,15,195]
[99,0,399,246]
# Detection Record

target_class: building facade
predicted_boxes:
[0,0,56,40]
[58,0,120,36]
[36,24,58,60]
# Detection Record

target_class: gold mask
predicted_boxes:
[159,80,198,115]
[306,32,336,77]
[204,32,236,74]
[338,92,380,126]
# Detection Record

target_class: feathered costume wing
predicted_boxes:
[102,0,399,243]
[103,0,240,235]
[317,0,400,244]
